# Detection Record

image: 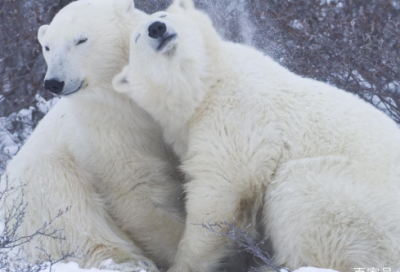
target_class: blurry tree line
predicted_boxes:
[250,0,400,123]
[1,0,399,163]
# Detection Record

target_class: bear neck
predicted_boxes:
[152,78,206,158]
[66,77,152,132]
[156,35,225,158]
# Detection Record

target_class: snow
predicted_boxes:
[293,268,339,272]
[290,19,304,30]
[0,96,59,175]
[0,106,35,161]
[36,94,60,114]
[40,262,117,272]
[100,259,114,267]
[387,81,400,94]
[38,262,149,272]
[44,263,338,272]
[0,221,4,235]
[36,263,339,272]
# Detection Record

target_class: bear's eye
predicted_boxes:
[159,14,167,18]
[76,38,88,46]
[45,46,50,51]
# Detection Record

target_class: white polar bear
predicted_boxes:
[1,0,187,271]
[113,2,400,271]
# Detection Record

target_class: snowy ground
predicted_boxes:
[293,268,338,272]
[41,262,123,272]
[36,262,339,272]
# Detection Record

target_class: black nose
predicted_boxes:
[148,22,167,39]
[44,79,64,94]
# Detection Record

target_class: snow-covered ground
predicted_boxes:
[35,262,339,272]
[293,268,338,272]
[41,262,124,272]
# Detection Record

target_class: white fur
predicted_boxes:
[1,1,186,271]
[114,5,400,272]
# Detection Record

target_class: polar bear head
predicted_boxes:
[38,0,146,97]
[113,3,222,128]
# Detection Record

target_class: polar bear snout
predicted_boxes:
[144,20,178,54]
[148,22,167,39]
[44,79,64,94]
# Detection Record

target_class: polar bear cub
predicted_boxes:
[114,4,400,272]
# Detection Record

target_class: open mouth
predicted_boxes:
[64,80,86,97]
[157,34,177,52]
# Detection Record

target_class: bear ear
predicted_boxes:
[38,25,49,44]
[112,66,132,94]
[171,0,195,10]
[115,0,135,14]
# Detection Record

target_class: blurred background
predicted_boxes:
[1,0,399,172]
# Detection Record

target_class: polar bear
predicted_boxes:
[1,0,187,271]
[113,2,400,271]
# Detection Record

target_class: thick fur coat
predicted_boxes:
[114,1,400,271]
[1,1,186,271]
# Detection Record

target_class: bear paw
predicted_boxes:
[99,259,159,272]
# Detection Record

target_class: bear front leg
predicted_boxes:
[167,178,246,272]
[3,151,159,272]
